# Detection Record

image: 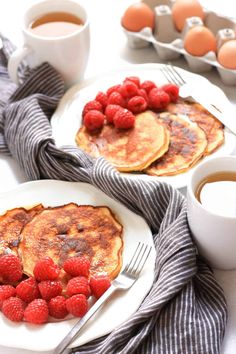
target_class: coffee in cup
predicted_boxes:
[195,171,236,217]
[29,12,84,38]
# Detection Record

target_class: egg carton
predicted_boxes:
[123,0,236,85]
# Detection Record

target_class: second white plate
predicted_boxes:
[51,63,236,189]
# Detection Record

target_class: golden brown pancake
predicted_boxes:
[146,112,208,176]
[75,111,170,172]
[19,203,123,280]
[167,100,224,155]
[0,205,44,257]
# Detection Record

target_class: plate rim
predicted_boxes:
[0,179,156,351]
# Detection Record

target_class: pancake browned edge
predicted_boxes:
[167,99,224,155]
[18,203,123,280]
[0,204,44,258]
[146,112,208,176]
[75,111,170,172]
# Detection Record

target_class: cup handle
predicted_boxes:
[8,46,32,84]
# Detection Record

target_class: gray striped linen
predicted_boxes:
[0,38,227,354]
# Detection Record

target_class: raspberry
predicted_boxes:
[24,299,49,324]
[124,76,140,88]
[95,91,108,108]
[33,257,60,281]
[107,91,126,107]
[2,297,25,322]
[90,275,111,299]
[66,294,88,317]
[48,296,68,319]
[161,83,179,103]
[105,104,122,124]
[0,285,16,309]
[113,108,135,129]
[119,81,138,99]
[127,96,148,113]
[137,88,148,102]
[140,80,157,93]
[63,256,90,277]
[106,84,121,97]
[0,254,22,283]
[82,100,103,118]
[66,276,91,298]
[148,88,170,110]
[38,280,62,301]
[84,110,105,131]
[16,277,40,303]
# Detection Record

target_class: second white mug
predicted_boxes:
[187,155,236,270]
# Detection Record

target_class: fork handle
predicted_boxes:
[54,284,117,354]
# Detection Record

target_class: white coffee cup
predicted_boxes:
[187,155,236,270]
[8,0,90,87]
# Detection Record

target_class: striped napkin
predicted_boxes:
[0,37,227,354]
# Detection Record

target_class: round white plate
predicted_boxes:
[0,180,155,351]
[51,63,236,189]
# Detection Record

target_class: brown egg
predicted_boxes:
[172,0,205,32]
[184,26,217,56]
[121,2,155,32]
[218,40,236,70]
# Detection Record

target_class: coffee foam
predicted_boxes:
[200,181,236,217]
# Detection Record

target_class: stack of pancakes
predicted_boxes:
[0,203,123,281]
[76,100,224,176]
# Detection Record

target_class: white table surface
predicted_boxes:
[0,1,236,353]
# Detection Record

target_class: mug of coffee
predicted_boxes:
[187,155,236,270]
[8,0,90,87]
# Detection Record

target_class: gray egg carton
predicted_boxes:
[123,0,236,85]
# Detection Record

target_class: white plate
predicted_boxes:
[51,63,236,189]
[0,180,155,352]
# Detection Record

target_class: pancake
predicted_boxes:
[0,205,44,257]
[76,111,170,172]
[167,100,224,155]
[146,112,208,176]
[19,203,123,280]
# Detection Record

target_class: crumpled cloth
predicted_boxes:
[0,36,227,354]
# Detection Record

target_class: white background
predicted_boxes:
[0,1,235,353]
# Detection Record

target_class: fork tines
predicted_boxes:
[125,242,152,277]
[161,64,185,86]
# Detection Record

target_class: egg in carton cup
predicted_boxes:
[121,0,236,85]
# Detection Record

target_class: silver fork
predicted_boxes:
[160,64,236,135]
[54,242,152,354]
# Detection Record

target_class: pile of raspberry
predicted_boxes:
[82,76,179,131]
[0,254,110,324]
